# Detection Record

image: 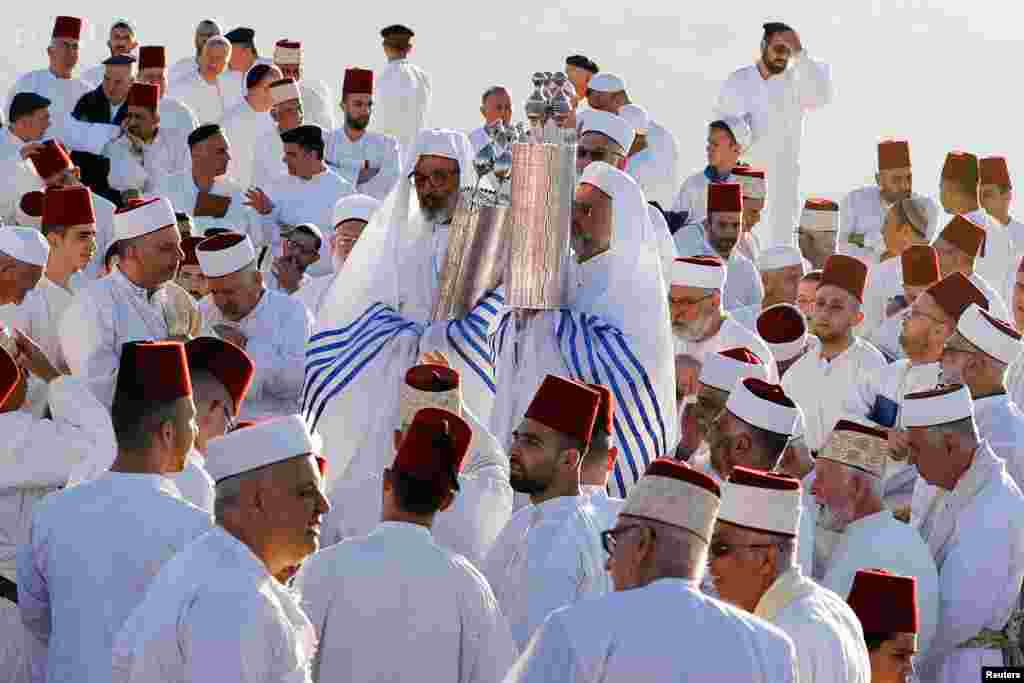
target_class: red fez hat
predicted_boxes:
[184,337,255,415]
[847,569,919,634]
[644,457,721,496]
[728,465,801,491]
[406,363,459,391]
[29,140,73,180]
[525,375,601,445]
[586,383,615,437]
[926,272,989,321]
[180,236,203,266]
[939,215,985,258]
[52,16,83,40]
[804,197,839,211]
[720,347,764,366]
[819,254,869,302]
[127,83,160,111]
[901,245,940,288]
[139,46,167,70]
[113,341,192,404]
[980,157,1011,187]
[877,140,911,171]
[392,407,471,493]
[19,191,44,220]
[756,304,806,344]
[707,182,743,213]
[832,418,888,440]
[231,419,258,431]
[731,166,765,179]
[42,186,95,229]
[0,345,21,407]
[941,151,979,187]
[343,68,374,97]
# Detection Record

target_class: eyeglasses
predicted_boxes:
[410,169,457,187]
[601,524,653,556]
[577,146,622,162]
[669,292,716,308]
[708,541,779,558]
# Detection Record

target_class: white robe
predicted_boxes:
[198,289,312,420]
[469,125,490,154]
[2,276,79,371]
[251,126,286,191]
[373,58,432,149]
[6,70,92,144]
[715,53,833,247]
[157,96,197,134]
[674,315,779,383]
[482,495,611,651]
[167,57,198,86]
[783,338,886,451]
[974,394,1024,491]
[0,130,45,226]
[220,100,275,189]
[111,527,316,683]
[504,577,798,683]
[298,80,335,132]
[626,147,668,210]
[860,255,902,337]
[152,171,260,238]
[17,472,211,683]
[0,376,114,683]
[755,566,871,683]
[642,120,680,209]
[839,187,939,262]
[913,443,1024,683]
[292,273,335,320]
[671,169,734,226]
[168,71,227,125]
[217,70,247,115]
[966,208,1016,297]
[324,128,401,200]
[821,509,939,656]
[582,485,624,533]
[169,449,215,513]
[294,522,516,683]
[1008,359,1024,424]
[106,127,191,195]
[968,269,1011,321]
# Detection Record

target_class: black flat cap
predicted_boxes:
[225,27,255,44]
[281,124,324,146]
[566,55,599,74]
[763,22,794,35]
[188,123,222,147]
[381,24,414,39]
[9,93,51,123]
[102,54,137,66]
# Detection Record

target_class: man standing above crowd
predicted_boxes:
[374,24,432,149]
[469,85,512,154]
[169,35,231,124]
[81,20,139,87]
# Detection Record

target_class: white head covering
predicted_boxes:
[698,349,769,392]
[334,194,382,226]
[670,257,726,290]
[270,79,302,106]
[901,385,974,428]
[205,414,321,483]
[588,73,626,93]
[726,378,800,435]
[717,115,753,152]
[757,246,804,272]
[580,110,635,154]
[0,226,49,266]
[618,104,649,135]
[196,234,257,277]
[956,303,1023,365]
[718,469,802,537]
[113,197,176,242]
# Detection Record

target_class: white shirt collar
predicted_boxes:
[533,495,584,520]
[374,521,433,539]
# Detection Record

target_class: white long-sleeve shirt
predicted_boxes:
[111,526,316,683]
[220,100,276,189]
[373,58,431,149]
[974,394,1024,491]
[0,130,45,227]
[106,128,191,195]
[324,128,401,200]
[298,80,335,132]
[7,69,92,144]
[168,72,227,125]
[295,522,516,683]
[505,578,798,682]
[198,289,312,420]
[483,495,612,650]
[965,208,1016,299]
[17,472,211,683]
[251,127,287,191]
[157,96,197,134]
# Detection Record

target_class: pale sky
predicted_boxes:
[2,1,1018,202]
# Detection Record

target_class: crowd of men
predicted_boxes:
[0,12,1022,683]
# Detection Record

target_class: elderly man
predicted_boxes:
[81,20,138,86]
[325,68,401,200]
[712,465,871,682]
[672,116,752,231]
[169,35,231,124]
[506,458,799,681]
[483,375,610,650]
[812,420,939,656]
[469,85,512,154]
[106,83,191,198]
[840,140,939,263]
[715,21,833,247]
[111,415,330,682]
[168,20,221,84]
[194,233,311,420]
[135,46,198,134]
[932,212,1009,320]
[731,245,804,330]
[374,24,432,149]
[296,406,515,682]
[846,570,923,683]
[219,64,282,189]
[17,341,212,683]
[797,197,840,270]
[901,385,1024,682]
[783,255,886,452]
[59,198,187,404]
[756,303,813,377]
[251,77,303,189]
[272,39,334,131]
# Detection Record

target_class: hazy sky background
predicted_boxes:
[1,1,1017,202]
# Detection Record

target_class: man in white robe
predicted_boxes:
[483,376,611,650]
[732,165,769,262]
[506,458,799,682]
[7,17,92,146]
[296,407,515,682]
[979,156,1024,253]
[933,212,1010,320]
[324,68,401,200]
[579,384,625,531]
[730,245,804,331]
[712,464,871,683]
[80,20,138,87]
[618,104,664,210]
[195,233,312,419]
[0,93,51,220]
[811,420,939,656]
[251,78,301,190]
[671,116,751,231]
[714,22,833,247]
[900,385,1024,682]
[218,28,274,116]
[168,35,230,124]
[219,64,281,189]
[135,46,198,134]
[272,39,335,131]
[783,255,886,452]
[167,20,220,85]
[468,86,511,154]
[59,198,187,404]
[374,24,432,149]
[17,341,212,683]
[111,415,329,683]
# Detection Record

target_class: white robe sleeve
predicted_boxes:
[455,559,518,683]
[502,612,581,683]
[359,135,401,200]
[787,51,834,112]
[59,288,117,384]
[59,114,121,155]
[16,511,52,650]
[841,361,885,422]
[245,300,313,409]
[301,85,335,132]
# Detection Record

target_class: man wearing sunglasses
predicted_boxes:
[505,458,798,682]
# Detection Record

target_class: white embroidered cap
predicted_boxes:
[588,72,626,93]
[620,459,721,543]
[757,246,804,272]
[725,377,800,436]
[0,226,49,267]
[334,194,382,226]
[273,39,302,65]
[698,347,769,393]
[196,232,257,278]
[113,197,176,242]
[800,198,840,232]
[901,384,974,428]
[956,303,1023,366]
[580,110,635,154]
[718,466,802,537]
[670,256,726,290]
[270,78,302,106]
[205,414,322,483]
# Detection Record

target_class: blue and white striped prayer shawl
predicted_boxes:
[302,289,506,434]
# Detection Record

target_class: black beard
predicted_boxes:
[510,473,547,495]
[346,114,370,130]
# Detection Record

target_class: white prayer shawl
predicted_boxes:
[111,527,316,683]
[671,169,734,226]
[973,394,1024,492]
[168,71,226,125]
[6,70,92,144]
[17,472,212,683]
[841,359,939,508]
[292,273,336,320]
[642,119,680,208]
[261,167,354,276]
[504,578,798,683]
[782,338,886,451]
[152,171,259,238]
[220,100,276,188]
[251,126,287,191]
[913,443,1024,683]
[106,127,191,195]
[582,484,624,532]
[295,522,515,683]
[0,130,45,226]
[674,316,779,383]
[374,58,432,149]
[626,147,667,209]
[198,289,312,420]
[839,187,939,262]
[483,495,612,651]
[755,566,871,683]
[169,449,215,513]
[965,208,1015,297]
[715,53,833,247]
[822,510,939,656]
[324,128,401,200]
[157,95,199,135]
